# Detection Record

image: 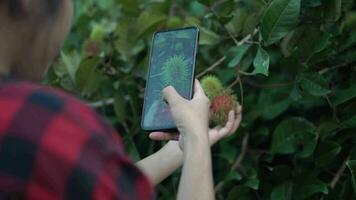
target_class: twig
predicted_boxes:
[231,133,249,170]
[330,154,351,189]
[318,63,349,75]
[215,133,249,192]
[246,148,270,154]
[227,28,241,46]
[238,70,256,76]
[238,73,244,107]
[88,98,115,107]
[236,29,259,47]
[228,76,240,89]
[196,56,226,78]
[228,70,245,106]
[244,78,295,88]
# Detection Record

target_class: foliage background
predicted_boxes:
[45,0,356,199]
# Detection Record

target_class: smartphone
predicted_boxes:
[141,27,200,132]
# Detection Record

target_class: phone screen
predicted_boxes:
[142,27,199,131]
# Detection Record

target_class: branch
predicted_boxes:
[88,98,115,108]
[244,78,295,88]
[215,133,249,192]
[231,133,249,170]
[318,63,349,75]
[236,29,259,47]
[238,69,256,76]
[330,154,351,189]
[196,56,226,78]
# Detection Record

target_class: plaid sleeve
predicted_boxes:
[0,81,155,200]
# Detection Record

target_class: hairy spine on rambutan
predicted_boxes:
[201,75,223,99]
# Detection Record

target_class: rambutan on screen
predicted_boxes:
[142,27,199,131]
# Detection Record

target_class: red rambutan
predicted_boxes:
[210,90,238,125]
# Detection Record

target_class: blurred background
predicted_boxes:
[45,0,356,199]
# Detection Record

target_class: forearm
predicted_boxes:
[177,134,215,200]
[136,141,183,185]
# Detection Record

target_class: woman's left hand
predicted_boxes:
[149,104,242,147]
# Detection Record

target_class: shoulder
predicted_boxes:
[0,80,121,144]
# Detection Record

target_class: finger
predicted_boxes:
[231,109,242,133]
[236,104,242,115]
[218,111,235,137]
[149,132,179,141]
[163,86,184,106]
[193,79,206,99]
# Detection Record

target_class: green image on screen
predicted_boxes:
[142,27,199,130]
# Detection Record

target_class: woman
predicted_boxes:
[0,0,242,199]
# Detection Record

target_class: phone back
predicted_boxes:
[141,27,199,131]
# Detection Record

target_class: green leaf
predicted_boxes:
[199,27,220,45]
[324,0,342,21]
[340,115,356,130]
[226,44,251,68]
[261,0,301,45]
[114,92,127,123]
[295,25,327,62]
[98,0,114,10]
[271,117,316,154]
[225,8,249,36]
[332,84,356,106]
[245,178,260,190]
[115,19,132,61]
[124,137,141,162]
[302,0,322,7]
[253,47,270,76]
[116,0,140,15]
[217,141,238,164]
[226,186,253,200]
[225,171,243,182]
[135,10,166,39]
[60,51,81,82]
[197,0,213,7]
[297,131,318,158]
[298,73,331,96]
[75,58,103,96]
[184,17,220,45]
[271,182,293,200]
[243,11,263,36]
[293,175,329,199]
[314,141,342,166]
[260,99,290,120]
[346,160,356,195]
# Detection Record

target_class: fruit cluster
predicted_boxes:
[201,75,239,126]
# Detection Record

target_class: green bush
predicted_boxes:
[46,0,356,199]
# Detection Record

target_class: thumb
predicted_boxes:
[163,86,184,106]
[193,79,206,99]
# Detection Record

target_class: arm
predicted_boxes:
[162,80,215,200]
[136,141,183,185]
[178,131,214,200]
[140,105,242,186]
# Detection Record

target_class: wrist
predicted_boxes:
[164,141,183,155]
[183,131,210,152]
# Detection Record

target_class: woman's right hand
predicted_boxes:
[162,79,211,149]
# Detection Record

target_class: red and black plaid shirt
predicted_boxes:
[0,78,154,200]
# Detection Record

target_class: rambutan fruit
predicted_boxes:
[201,75,223,99]
[210,90,238,125]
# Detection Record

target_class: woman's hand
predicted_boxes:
[160,79,211,150]
[149,100,242,147]
[149,105,242,146]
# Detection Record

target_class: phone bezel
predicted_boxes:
[141,26,200,132]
